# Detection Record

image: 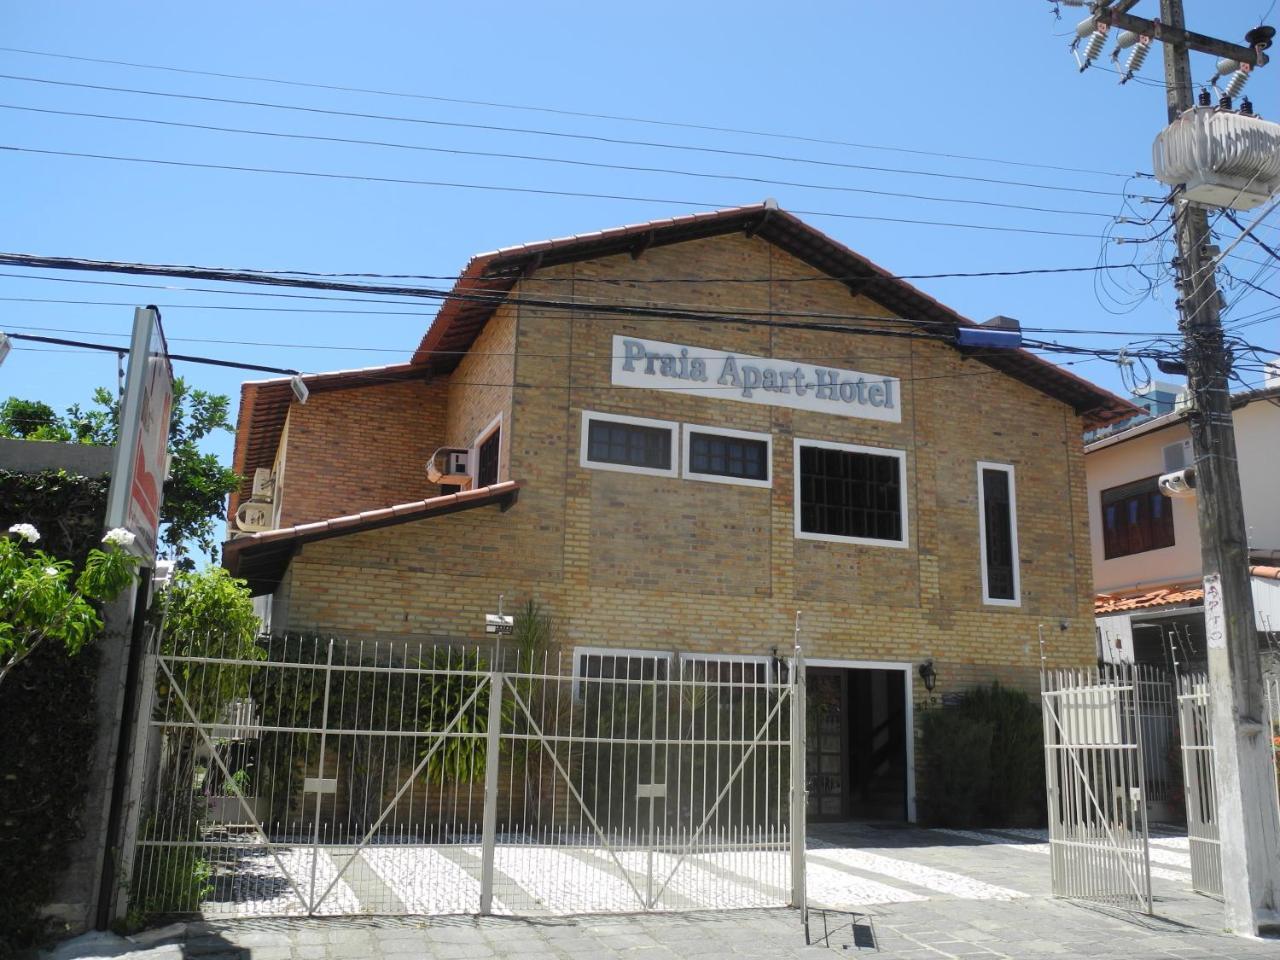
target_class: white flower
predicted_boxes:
[8,523,39,543]
[44,566,58,577]
[102,528,137,548]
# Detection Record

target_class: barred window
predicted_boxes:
[581,412,677,476]
[796,442,906,545]
[685,429,770,484]
[979,463,1019,604]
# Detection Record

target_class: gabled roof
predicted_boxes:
[411,203,1137,427]
[223,481,521,595]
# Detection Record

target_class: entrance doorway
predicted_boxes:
[805,666,909,821]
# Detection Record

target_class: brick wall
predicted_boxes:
[275,378,448,527]
[446,303,515,471]
[266,231,1099,813]
[278,233,1096,674]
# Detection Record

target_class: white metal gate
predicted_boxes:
[1041,667,1152,913]
[1176,673,1280,900]
[120,635,806,919]
[1176,673,1222,897]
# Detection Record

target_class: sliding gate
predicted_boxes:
[120,635,805,918]
[1041,667,1152,913]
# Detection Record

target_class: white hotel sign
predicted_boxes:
[610,335,901,423]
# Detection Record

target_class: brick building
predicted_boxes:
[223,204,1135,822]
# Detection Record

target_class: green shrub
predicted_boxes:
[955,683,1044,824]
[918,710,993,826]
[919,682,1045,827]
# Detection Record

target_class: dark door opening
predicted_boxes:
[805,667,908,822]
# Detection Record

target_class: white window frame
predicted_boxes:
[976,460,1021,607]
[571,645,674,701]
[470,412,503,487]
[677,651,780,686]
[579,410,679,478]
[792,438,909,548]
[681,423,773,488]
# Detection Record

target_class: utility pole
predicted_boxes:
[1083,0,1280,936]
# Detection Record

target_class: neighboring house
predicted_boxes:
[222,203,1134,823]
[1087,383,1280,671]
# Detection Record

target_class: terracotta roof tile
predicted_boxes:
[1094,566,1280,614]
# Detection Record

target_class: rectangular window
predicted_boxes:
[572,646,672,701]
[978,462,1020,606]
[682,425,772,487]
[1101,476,1175,559]
[794,440,908,547]
[579,411,678,477]
[476,427,500,487]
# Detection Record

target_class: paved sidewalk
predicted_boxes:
[40,826,1280,959]
[84,900,1280,960]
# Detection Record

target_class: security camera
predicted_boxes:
[1158,468,1196,499]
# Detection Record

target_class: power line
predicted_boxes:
[0,103,1119,221]
[0,46,1139,180]
[0,256,1186,339]
[4,322,1197,363]
[0,146,1112,240]
[0,258,1150,286]
[5,332,1139,389]
[5,332,299,374]
[0,294,1189,339]
[1,144,1116,241]
[0,264,950,341]
[0,73,1149,201]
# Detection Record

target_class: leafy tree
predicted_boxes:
[0,379,241,565]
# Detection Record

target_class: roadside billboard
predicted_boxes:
[104,306,173,564]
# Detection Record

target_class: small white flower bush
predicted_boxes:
[102,527,137,549]
[0,522,140,687]
[8,522,39,543]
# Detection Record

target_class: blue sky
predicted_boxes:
[2,2,1276,487]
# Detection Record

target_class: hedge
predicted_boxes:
[0,469,110,954]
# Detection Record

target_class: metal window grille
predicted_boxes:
[980,468,1015,600]
[587,420,672,470]
[476,429,500,487]
[688,432,768,482]
[798,446,901,541]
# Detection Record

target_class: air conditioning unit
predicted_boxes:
[426,446,473,488]
[251,467,275,501]
[1162,439,1193,474]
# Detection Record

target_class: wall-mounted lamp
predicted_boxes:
[918,659,937,693]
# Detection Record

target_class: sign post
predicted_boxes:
[96,306,173,928]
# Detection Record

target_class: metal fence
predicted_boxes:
[1102,663,1179,816]
[118,634,806,919]
[1175,673,1221,897]
[1041,666,1153,914]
